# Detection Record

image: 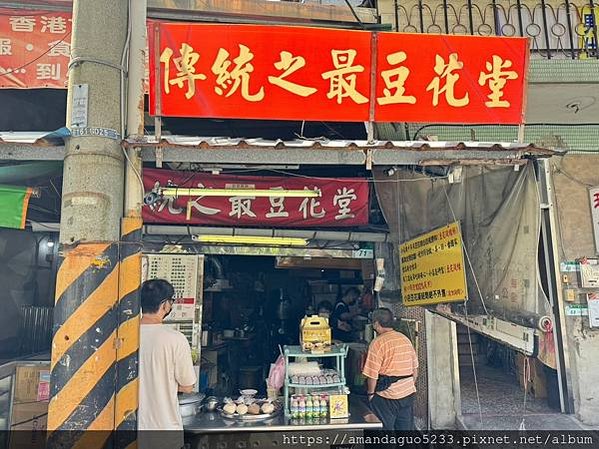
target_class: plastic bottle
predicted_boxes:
[290,395,299,419]
[321,395,328,417]
[312,395,320,417]
[298,395,306,419]
[305,395,313,419]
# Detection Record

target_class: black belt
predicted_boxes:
[375,373,413,392]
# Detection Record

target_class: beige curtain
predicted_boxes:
[373,163,552,327]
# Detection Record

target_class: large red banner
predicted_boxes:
[143,169,369,228]
[0,8,71,88]
[149,23,529,124]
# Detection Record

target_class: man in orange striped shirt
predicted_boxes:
[362,308,418,430]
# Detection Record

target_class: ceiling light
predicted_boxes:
[194,235,308,246]
[161,188,320,198]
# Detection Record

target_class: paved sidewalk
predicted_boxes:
[458,364,597,430]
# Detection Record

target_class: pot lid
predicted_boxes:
[178,392,205,405]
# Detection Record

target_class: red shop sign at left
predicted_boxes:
[143,169,370,228]
[0,9,71,88]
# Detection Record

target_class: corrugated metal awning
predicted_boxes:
[0,132,560,165]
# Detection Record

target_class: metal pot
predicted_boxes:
[178,392,205,417]
[205,396,219,412]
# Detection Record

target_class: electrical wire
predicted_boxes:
[162,165,449,185]
[121,144,145,193]
[441,186,490,316]
[462,299,485,428]
[441,184,486,428]
[120,0,132,139]
[553,164,595,188]
[519,356,530,430]
[119,0,145,196]
[263,168,449,184]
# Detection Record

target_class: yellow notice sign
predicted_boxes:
[399,221,467,307]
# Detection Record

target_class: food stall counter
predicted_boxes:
[183,396,381,434]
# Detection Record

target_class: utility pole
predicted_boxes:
[49,0,130,444]
[116,0,147,438]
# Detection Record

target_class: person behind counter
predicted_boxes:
[139,279,197,440]
[362,308,418,431]
[330,287,361,342]
[316,300,333,318]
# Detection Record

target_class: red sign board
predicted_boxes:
[143,169,369,228]
[375,32,528,124]
[149,23,529,124]
[0,8,71,88]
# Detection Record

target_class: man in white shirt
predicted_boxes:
[138,279,196,447]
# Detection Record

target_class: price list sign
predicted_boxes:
[399,221,468,307]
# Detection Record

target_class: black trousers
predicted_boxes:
[369,393,415,431]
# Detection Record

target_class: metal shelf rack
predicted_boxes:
[282,344,348,417]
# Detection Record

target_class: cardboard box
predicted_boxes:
[300,315,331,352]
[10,401,48,431]
[11,364,49,448]
[14,365,50,404]
[9,402,47,449]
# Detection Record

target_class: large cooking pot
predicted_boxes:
[178,392,205,417]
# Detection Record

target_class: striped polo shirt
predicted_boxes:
[362,330,418,400]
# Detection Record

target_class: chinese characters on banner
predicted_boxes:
[399,222,468,307]
[149,24,529,124]
[0,9,71,88]
[142,169,369,227]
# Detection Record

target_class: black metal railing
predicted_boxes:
[391,0,598,59]
[18,305,53,356]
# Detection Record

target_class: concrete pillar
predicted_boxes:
[549,155,599,425]
[59,0,127,244]
[49,0,128,442]
[376,0,399,30]
[425,310,461,429]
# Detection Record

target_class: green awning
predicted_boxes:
[0,185,33,229]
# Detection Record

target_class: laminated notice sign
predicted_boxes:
[400,221,468,307]
[587,292,599,328]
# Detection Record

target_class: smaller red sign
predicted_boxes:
[143,169,369,228]
[374,32,528,124]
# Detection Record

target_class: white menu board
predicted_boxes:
[142,254,203,322]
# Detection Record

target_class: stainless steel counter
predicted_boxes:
[183,396,382,434]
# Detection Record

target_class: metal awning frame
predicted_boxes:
[0,136,559,167]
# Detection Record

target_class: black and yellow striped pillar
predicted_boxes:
[115,217,143,449]
[48,242,120,447]
[48,219,143,448]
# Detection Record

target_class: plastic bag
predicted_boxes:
[267,354,286,390]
